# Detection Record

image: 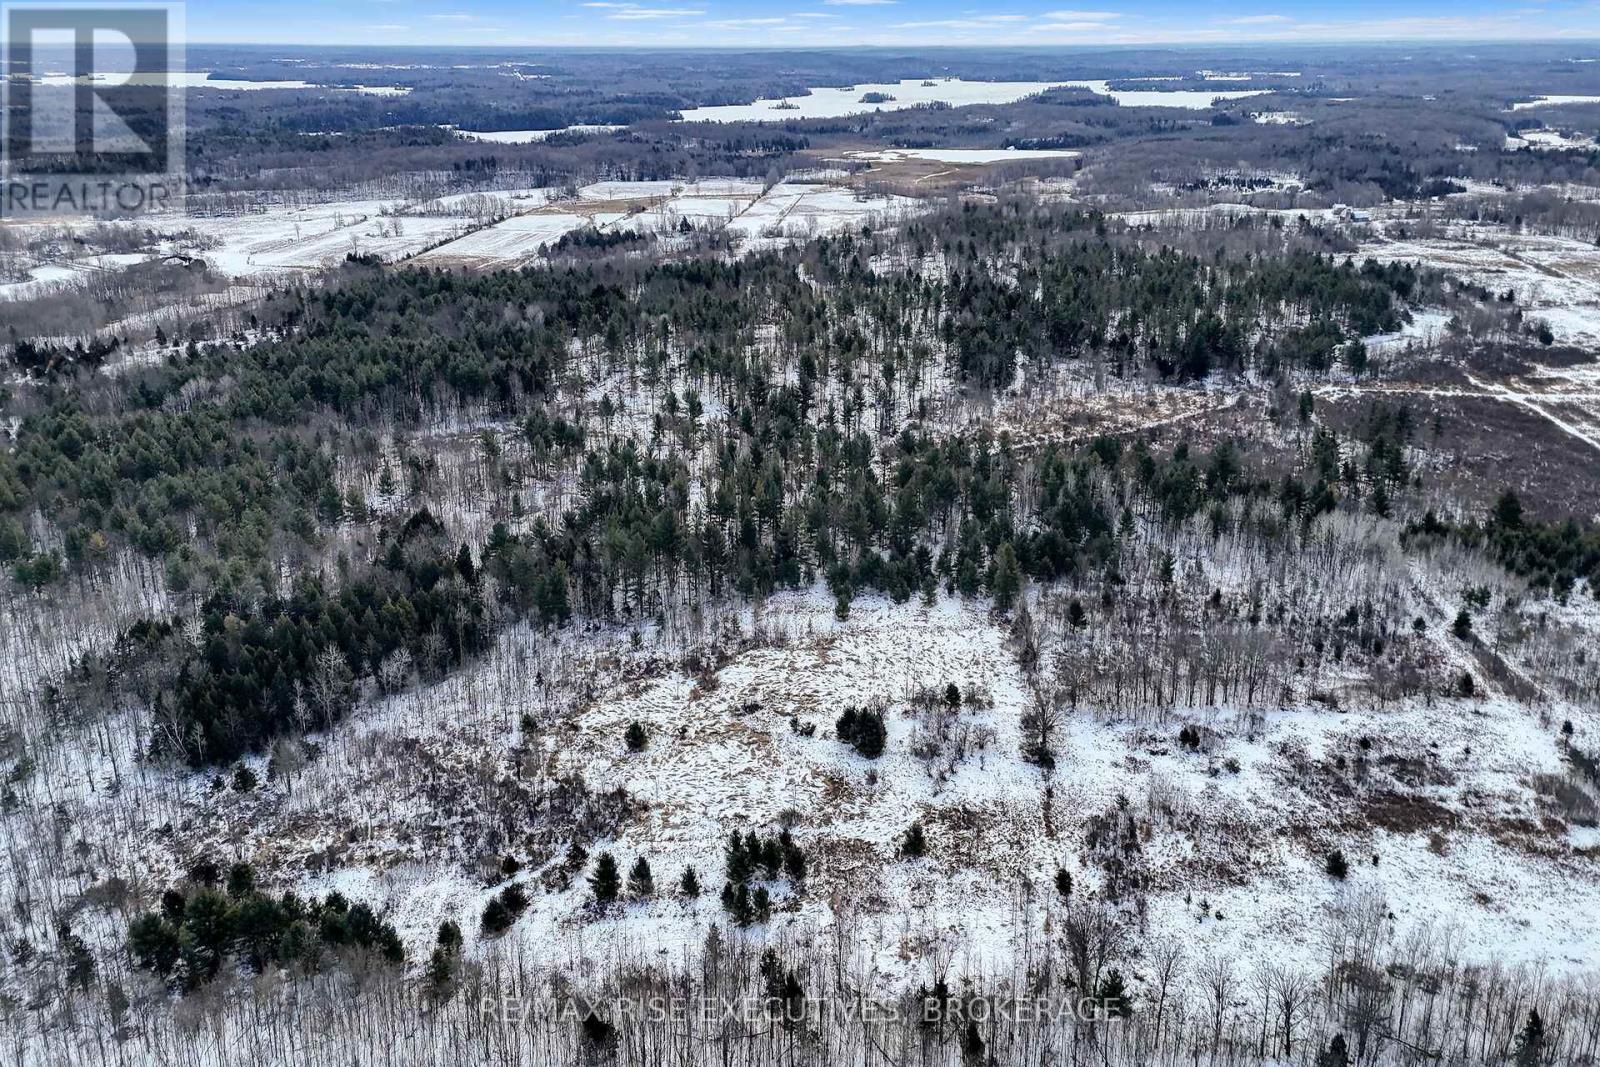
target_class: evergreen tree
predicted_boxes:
[901,821,928,858]
[1097,968,1131,1017]
[1317,1034,1351,1067]
[590,852,621,904]
[781,834,807,882]
[1514,1009,1547,1067]
[837,707,886,759]
[679,866,701,897]
[990,542,1021,612]
[628,857,655,898]
[1326,849,1349,880]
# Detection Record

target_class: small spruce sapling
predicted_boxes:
[1325,849,1349,880]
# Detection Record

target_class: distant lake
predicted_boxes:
[675,77,1268,123]
[33,71,409,94]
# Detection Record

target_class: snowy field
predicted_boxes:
[418,211,623,266]
[2,176,908,296]
[1365,226,1600,346]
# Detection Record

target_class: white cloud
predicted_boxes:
[1219,14,1292,23]
[583,2,705,16]
[1039,9,1120,19]
[822,0,898,6]
[896,13,1030,26]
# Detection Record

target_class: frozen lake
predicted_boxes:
[33,71,408,94]
[453,125,623,144]
[849,147,1080,164]
[676,77,1267,123]
[1511,94,1600,110]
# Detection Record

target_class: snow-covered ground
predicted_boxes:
[72,577,1593,991]
[1505,128,1598,151]
[1363,308,1454,355]
[1366,225,1600,346]
[418,211,623,266]
[421,179,927,265]
[0,173,926,302]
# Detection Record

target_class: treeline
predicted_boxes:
[127,860,403,993]
[92,508,487,764]
[945,235,1416,386]
[1405,489,1600,597]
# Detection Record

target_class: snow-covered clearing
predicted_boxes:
[1366,225,1600,346]
[1505,129,1598,151]
[417,212,622,266]
[33,573,1587,992]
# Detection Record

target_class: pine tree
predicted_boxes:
[481,896,512,935]
[679,867,701,897]
[1317,1034,1351,1067]
[628,857,654,898]
[902,821,927,858]
[961,1020,985,1065]
[624,721,648,752]
[990,541,1021,612]
[1326,849,1349,880]
[590,852,621,904]
[1055,867,1073,901]
[837,707,886,759]
[781,835,807,882]
[726,831,752,884]
[1097,968,1131,1017]
[1514,1009,1547,1067]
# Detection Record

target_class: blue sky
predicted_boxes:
[182,0,1600,46]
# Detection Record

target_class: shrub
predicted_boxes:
[837,707,887,759]
[1325,849,1349,880]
